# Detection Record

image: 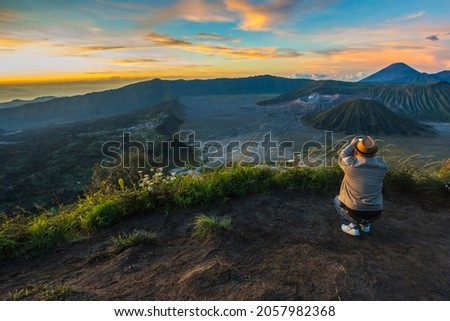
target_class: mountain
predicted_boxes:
[360,62,421,83]
[0,96,56,109]
[259,80,450,121]
[303,98,435,136]
[0,76,311,131]
[435,70,450,82]
[360,62,449,83]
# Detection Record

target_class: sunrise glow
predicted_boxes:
[1,0,450,86]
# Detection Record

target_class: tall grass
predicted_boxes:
[1,156,448,260]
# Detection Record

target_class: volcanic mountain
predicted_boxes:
[259,80,450,121]
[303,98,435,136]
[359,62,448,83]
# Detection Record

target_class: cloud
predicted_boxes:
[145,32,302,59]
[81,45,131,52]
[385,11,425,23]
[112,58,161,64]
[0,9,17,23]
[224,0,336,31]
[144,0,232,24]
[426,35,439,41]
[0,36,27,47]
[196,32,230,41]
[145,32,192,46]
[56,45,135,56]
[291,73,328,80]
[274,48,303,58]
[339,71,368,81]
[224,0,296,31]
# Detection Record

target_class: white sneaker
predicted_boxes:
[341,223,360,236]
[360,223,371,233]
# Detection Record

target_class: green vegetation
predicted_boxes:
[1,157,449,260]
[108,230,158,254]
[8,283,80,301]
[191,214,232,240]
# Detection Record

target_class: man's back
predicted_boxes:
[339,153,388,211]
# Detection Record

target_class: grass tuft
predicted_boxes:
[108,230,158,254]
[191,214,232,240]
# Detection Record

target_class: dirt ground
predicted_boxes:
[1,190,449,300]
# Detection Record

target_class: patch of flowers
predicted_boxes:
[138,168,177,191]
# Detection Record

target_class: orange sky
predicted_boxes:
[1,0,449,100]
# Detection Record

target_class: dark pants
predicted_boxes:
[333,196,382,225]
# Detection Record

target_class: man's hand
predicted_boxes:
[350,136,359,145]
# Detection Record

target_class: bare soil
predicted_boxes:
[1,191,449,300]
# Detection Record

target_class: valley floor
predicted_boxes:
[1,191,449,300]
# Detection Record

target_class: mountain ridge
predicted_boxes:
[259,80,450,121]
[303,98,435,136]
[360,62,450,83]
[0,76,311,131]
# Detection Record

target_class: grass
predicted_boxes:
[1,156,449,260]
[8,283,80,301]
[108,230,158,254]
[191,214,232,240]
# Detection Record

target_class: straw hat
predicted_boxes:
[354,136,378,157]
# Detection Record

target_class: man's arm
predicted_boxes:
[339,137,358,167]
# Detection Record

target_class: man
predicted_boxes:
[333,136,388,236]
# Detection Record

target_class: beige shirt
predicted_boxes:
[338,143,388,211]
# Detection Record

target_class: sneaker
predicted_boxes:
[341,223,360,236]
[360,223,371,233]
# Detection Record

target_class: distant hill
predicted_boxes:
[303,98,435,136]
[435,70,450,82]
[360,62,449,83]
[259,80,450,121]
[0,96,56,109]
[0,76,310,131]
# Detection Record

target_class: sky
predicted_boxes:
[1,0,450,100]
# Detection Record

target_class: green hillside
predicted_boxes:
[303,98,435,136]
